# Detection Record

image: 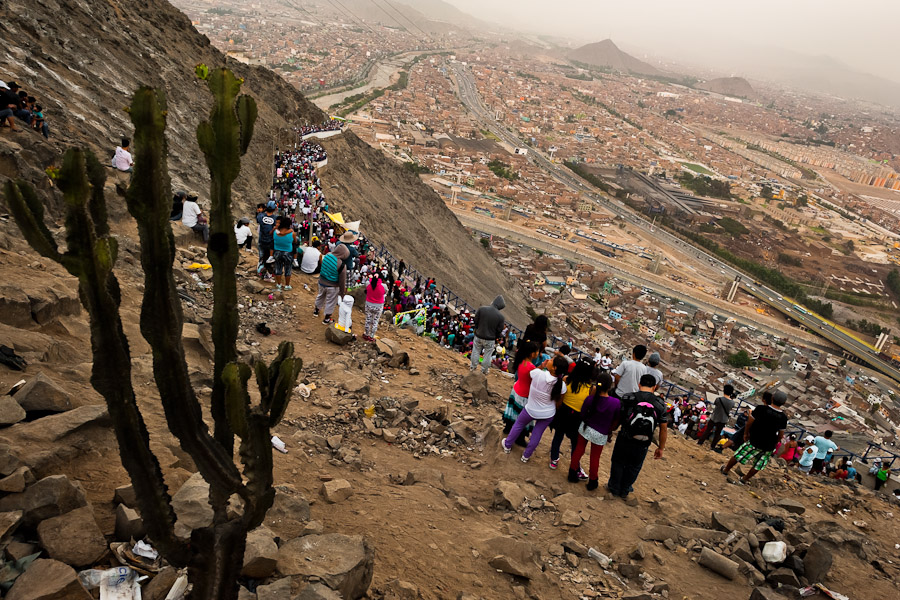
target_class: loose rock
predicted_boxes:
[242,526,278,579]
[277,534,374,600]
[0,474,88,526]
[698,547,739,580]
[13,373,72,413]
[6,559,91,600]
[321,479,354,503]
[36,506,108,567]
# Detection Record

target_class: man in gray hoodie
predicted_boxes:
[470,295,505,374]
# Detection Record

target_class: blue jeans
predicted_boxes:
[469,337,495,373]
[607,434,649,497]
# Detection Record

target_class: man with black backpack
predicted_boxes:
[607,373,667,505]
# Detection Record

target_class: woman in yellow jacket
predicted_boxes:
[548,359,596,478]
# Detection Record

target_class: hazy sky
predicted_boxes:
[443,0,900,83]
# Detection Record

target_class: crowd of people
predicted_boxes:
[166,117,900,498]
[295,119,344,138]
[1,80,50,137]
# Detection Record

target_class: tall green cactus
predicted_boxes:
[196,67,258,461]
[5,69,300,600]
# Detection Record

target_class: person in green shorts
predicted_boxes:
[720,390,788,485]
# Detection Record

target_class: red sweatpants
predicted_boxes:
[570,435,605,480]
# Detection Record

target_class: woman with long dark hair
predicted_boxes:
[502,341,540,445]
[549,359,596,476]
[569,372,621,490]
[502,355,569,462]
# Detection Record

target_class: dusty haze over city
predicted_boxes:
[445,0,900,84]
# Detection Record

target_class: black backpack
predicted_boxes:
[623,398,657,442]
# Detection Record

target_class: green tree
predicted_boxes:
[726,350,755,368]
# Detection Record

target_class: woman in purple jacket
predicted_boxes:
[568,372,621,490]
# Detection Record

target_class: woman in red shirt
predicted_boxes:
[502,341,540,446]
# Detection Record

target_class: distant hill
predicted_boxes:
[698,77,755,99]
[395,0,498,31]
[567,39,663,77]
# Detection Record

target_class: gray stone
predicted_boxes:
[698,547,739,580]
[36,506,107,567]
[2,405,109,445]
[382,579,419,600]
[0,395,26,425]
[559,510,582,527]
[459,371,489,404]
[403,468,448,493]
[237,588,256,600]
[265,484,311,539]
[0,444,23,476]
[13,373,72,413]
[0,467,35,493]
[295,584,343,600]
[325,325,353,346]
[242,526,278,579]
[114,504,145,541]
[277,534,374,600]
[677,526,728,543]
[256,578,291,600]
[561,539,589,557]
[6,559,91,600]
[302,520,325,536]
[776,498,806,515]
[803,540,832,583]
[142,567,179,600]
[621,594,653,600]
[114,484,137,507]
[341,377,369,394]
[488,555,531,578]
[767,567,801,588]
[639,524,679,541]
[629,542,646,560]
[0,510,23,544]
[711,512,757,533]
[0,475,88,526]
[494,481,526,510]
[750,589,790,600]
[321,479,353,503]
[171,472,213,537]
[617,562,642,578]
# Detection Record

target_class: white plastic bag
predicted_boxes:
[762,541,787,563]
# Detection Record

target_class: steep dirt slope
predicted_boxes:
[0,0,530,323]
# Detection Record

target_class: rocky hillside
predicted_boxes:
[0,0,530,325]
[568,40,663,77]
[699,77,756,99]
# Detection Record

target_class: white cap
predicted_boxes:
[805,435,815,443]
[0,81,8,90]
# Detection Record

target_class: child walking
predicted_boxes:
[502,355,569,462]
[569,372,621,490]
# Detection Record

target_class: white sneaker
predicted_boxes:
[501,438,511,454]
[266,256,275,264]
[293,259,300,268]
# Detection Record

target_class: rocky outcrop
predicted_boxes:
[277,534,374,600]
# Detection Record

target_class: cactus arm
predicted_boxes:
[268,355,302,427]
[238,410,275,529]
[222,362,252,439]
[6,153,190,565]
[124,87,245,504]
[197,68,258,455]
[4,179,64,265]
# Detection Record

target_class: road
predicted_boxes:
[450,63,900,384]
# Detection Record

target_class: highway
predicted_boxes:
[450,63,900,384]
[454,209,823,345]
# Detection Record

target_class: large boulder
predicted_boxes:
[803,540,833,583]
[295,584,343,600]
[6,559,92,600]
[711,512,757,533]
[776,498,806,515]
[0,395,26,425]
[256,578,291,600]
[277,534,374,600]
[0,475,88,526]
[37,506,108,567]
[171,472,213,538]
[265,484,311,539]
[478,536,540,579]
[325,325,353,346]
[242,526,279,579]
[0,510,23,543]
[321,479,353,504]
[402,468,448,494]
[460,372,489,404]
[13,373,72,413]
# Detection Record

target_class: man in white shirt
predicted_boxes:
[299,239,322,274]
[112,137,133,172]
[593,347,603,366]
[600,353,613,372]
[181,193,209,243]
[613,344,648,397]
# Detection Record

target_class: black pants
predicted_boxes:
[191,223,209,243]
[607,434,649,497]
[874,477,886,491]
[239,236,253,250]
[549,404,581,462]
[698,421,726,447]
